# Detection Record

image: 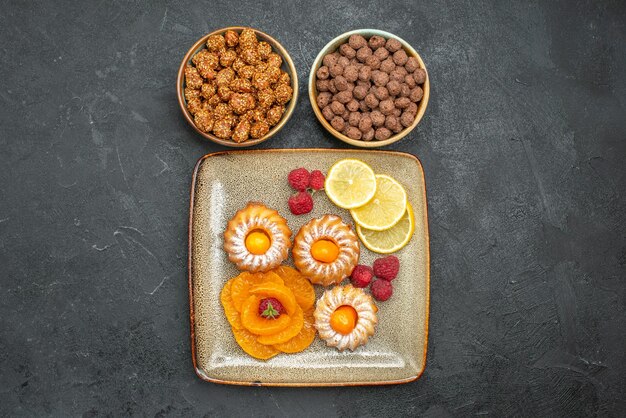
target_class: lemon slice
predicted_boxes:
[325,159,377,209]
[350,175,407,231]
[357,203,415,253]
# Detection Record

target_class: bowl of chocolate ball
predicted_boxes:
[309,29,429,147]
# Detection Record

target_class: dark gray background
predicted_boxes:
[1,0,625,416]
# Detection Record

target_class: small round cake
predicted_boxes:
[314,285,378,351]
[223,202,292,272]
[292,214,360,286]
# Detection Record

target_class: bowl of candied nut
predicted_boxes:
[309,29,429,148]
[177,27,298,147]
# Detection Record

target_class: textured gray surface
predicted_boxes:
[0,0,625,416]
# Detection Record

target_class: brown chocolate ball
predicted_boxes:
[344,126,362,140]
[316,79,330,92]
[330,64,344,77]
[339,43,356,59]
[359,100,369,112]
[406,102,418,115]
[395,97,411,109]
[387,80,401,96]
[328,79,338,94]
[334,75,349,91]
[392,49,408,66]
[362,128,375,141]
[346,99,360,112]
[370,110,386,127]
[343,65,359,82]
[374,86,389,101]
[316,66,330,80]
[400,111,416,127]
[389,68,406,83]
[358,116,372,133]
[372,71,389,87]
[353,85,368,100]
[393,107,401,117]
[358,66,372,82]
[330,100,345,115]
[338,56,350,67]
[356,80,372,89]
[385,115,401,132]
[400,83,411,97]
[331,116,346,132]
[349,34,368,50]
[413,68,427,84]
[379,99,395,115]
[368,35,386,50]
[374,47,389,60]
[404,74,416,89]
[375,127,392,141]
[364,55,381,70]
[317,92,332,108]
[410,86,424,102]
[346,82,355,92]
[356,46,373,63]
[335,90,353,104]
[380,58,396,74]
[322,105,334,121]
[364,93,379,109]
[323,53,339,68]
[405,57,420,73]
[385,38,402,53]
[348,111,361,127]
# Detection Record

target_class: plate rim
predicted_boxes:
[188,148,430,387]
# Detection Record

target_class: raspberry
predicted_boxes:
[309,170,326,190]
[288,168,310,191]
[350,265,374,288]
[288,191,313,215]
[373,255,400,281]
[258,297,285,319]
[371,279,393,301]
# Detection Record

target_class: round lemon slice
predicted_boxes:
[350,175,407,231]
[324,159,377,209]
[356,203,415,253]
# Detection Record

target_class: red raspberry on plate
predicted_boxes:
[373,255,400,281]
[350,265,374,288]
[371,279,393,301]
[288,191,314,215]
[309,170,326,190]
[288,168,310,191]
[258,297,285,319]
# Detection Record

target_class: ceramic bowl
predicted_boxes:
[177,27,298,147]
[309,29,429,148]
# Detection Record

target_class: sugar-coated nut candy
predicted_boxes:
[410,86,424,102]
[392,49,408,66]
[317,79,330,92]
[185,87,201,101]
[328,79,338,93]
[385,115,402,132]
[192,50,210,67]
[370,110,385,127]
[266,66,282,83]
[400,83,411,97]
[224,30,239,47]
[322,105,334,121]
[232,57,246,73]
[386,80,401,96]
[406,102,418,115]
[400,111,416,127]
[329,64,344,78]
[358,115,373,133]
[374,47,389,60]
[339,43,356,59]
[380,58,396,74]
[194,109,214,133]
[404,74,416,89]
[353,85,368,100]
[316,66,330,80]
[317,92,332,108]
[331,116,346,131]
[213,103,232,119]
[266,52,282,67]
[368,35,386,50]
[349,34,368,50]
[231,119,250,142]
[358,66,372,82]
[335,90,353,104]
[238,65,255,80]
[385,38,402,53]
[346,99,360,112]
[245,108,266,123]
[257,41,272,59]
[206,34,226,52]
[365,55,381,70]
[213,118,233,139]
[334,75,349,91]
[207,94,221,107]
[250,120,270,138]
[266,105,285,125]
[230,77,253,93]
[185,66,203,89]
[215,68,235,87]
[337,56,350,67]
[375,127,392,140]
[379,99,395,115]
[217,85,233,101]
[348,111,361,127]
[356,46,373,63]
[220,49,237,67]
[330,100,345,115]
[257,88,275,108]
[323,52,339,68]
[362,128,375,141]
[277,71,290,86]
[345,126,362,140]
[405,57,419,73]
[274,84,293,105]
[372,71,389,87]
[413,68,427,84]
[239,28,258,49]
[395,97,411,109]
[374,86,389,100]
[240,48,260,65]
[252,71,271,90]
[187,97,202,115]
[343,65,359,82]
[364,93,379,109]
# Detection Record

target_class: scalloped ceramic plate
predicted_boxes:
[188,149,430,386]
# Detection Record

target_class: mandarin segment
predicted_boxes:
[272,266,315,311]
[257,305,304,345]
[240,294,292,335]
[220,280,243,329]
[232,326,280,360]
[273,308,316,353]
[250,282,298,315]
[230,271,284,312]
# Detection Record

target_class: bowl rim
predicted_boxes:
[308,29,430,148]
[177,26,299,148]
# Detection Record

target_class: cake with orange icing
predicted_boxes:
[314,284,378,351]
[292,214,360,286]
[223,202,292,272]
